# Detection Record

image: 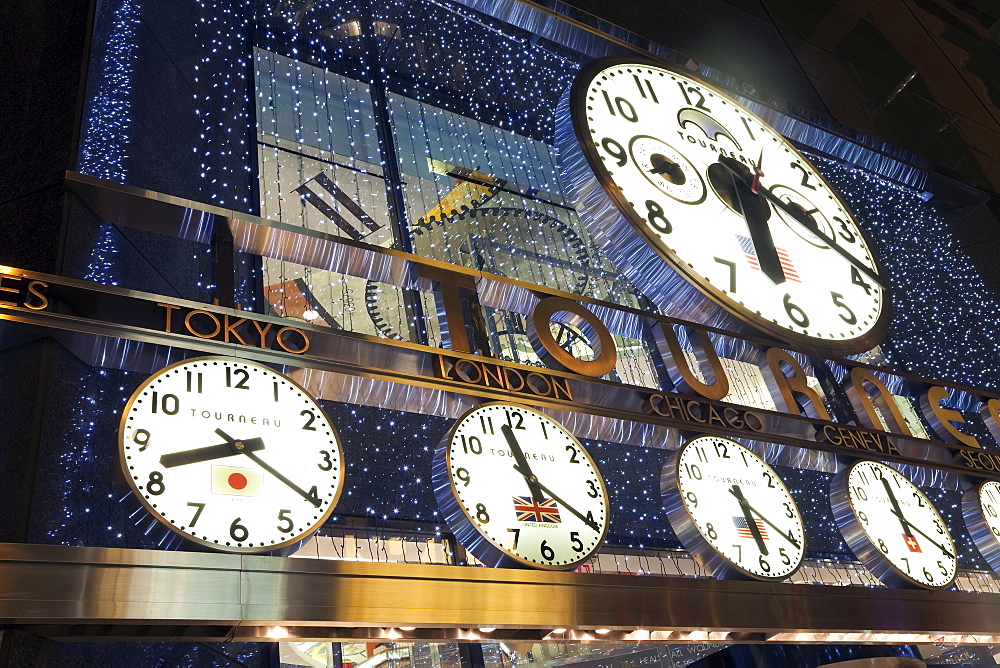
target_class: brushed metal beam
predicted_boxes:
[4,543,1000,642]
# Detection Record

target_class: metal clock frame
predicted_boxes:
[962,480,1000,574]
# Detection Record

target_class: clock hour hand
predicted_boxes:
[502,424,546,502]
[719,156,785,285]
[160,437,265,468]
[730,484,768,555]
[512,464,600,531]
[728,486,801,549]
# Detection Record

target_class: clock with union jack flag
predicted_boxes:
[661,435,805,580]
[433,402,609,569]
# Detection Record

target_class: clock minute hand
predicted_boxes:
[502,424,545,503]
[888,508,954,558]
[730,484,768,555]
[728,486,802,549]
[512,464,600,532]
[239,449,322,508]
[881,476,914,541]
[160,437,265,468]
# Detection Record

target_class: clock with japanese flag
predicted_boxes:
[557,57,891,354]
[118,357,344,553]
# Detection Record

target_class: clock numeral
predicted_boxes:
[461,435,483,455]
[186,371,203,393]
[858,511,869,525]
[455,467,471,486]
[645,200,672,234]
[685,491,698,507]
[150,391,179,416]
[230,517,249,542]
[507,527,520,549]
[852,485,868,501]
[706,522,718,540]
[601,91,638,122]
[741,117,755,141]
[277,509,294,533]
[992,526,1000,538]
[923,567,933,582]
[784,502,794,518]
[504,410,525,430]
[146,471,165,495]
[789,162,816,190]
[676,82,710,112]
[586,510,596,526]
[731,544,742,561]
[226,367,250,390]
[273,381,280,402]
[566,445,580,463]
[570,531,584,553]
[683,463,702,480]
[834,216,856,243]
[877,538,888,554]
[307,485,319,503]
[938,560,948,576]
[714,257,736,292]
[831,292,857,325]
[779,547,791,566]
[851,266,874,295]
[318,450,333,471]
[713,441,730,459]
[633,75,658,103]
[133,429,152,452]
[600,137,628,167]
[479,414,494,434]
[739,450,748,467]
[586,479,600,498]
[933,518,945,534]
[540,539,556,560]
[186,502,205,527]
[758,555,771,573]
[695,446,707,463]
[301,409,317,431]
[540,421,548,440]
[986,504,998,518]
[475,503,490,523]
[912,492,926,507]
[782,293,809,328]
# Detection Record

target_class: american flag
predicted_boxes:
[732,516,769,540]
[903,534,922,553]
[736,234,801,282]
[513,496,562,523]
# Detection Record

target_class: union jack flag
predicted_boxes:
[736,234,801,282]
[513,496,562,523]
[732,516,769,540]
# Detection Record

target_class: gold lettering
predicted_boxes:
[157,303,181,333]
[685,400,707,423]
[652,323,729,401]
[223,315,249,345]
[919,385,979,448]
[551,376,572,400]
[526,372,553,396]
[762,348,830,420]
[0,274,20,306]
[250,320,273,348]
[705,404,726,426]
[276,326,310,354]
[845,368,911,437]
[25,280,48,310]
[184,310,221,338]
[980,398,1000,447]
[417,264,487,354]
[454,359,483,384]
[481,363,506,389]
[504,368,525,392]
[529,296,616,378]
[722,406,744,429]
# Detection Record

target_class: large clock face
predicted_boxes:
[433,402,609,569]
[662,435,805,580]
[831,460,956,588]
[119,357,344,553]
[962,481,1000,574]
[561,58,891,354]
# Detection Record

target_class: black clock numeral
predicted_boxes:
[150,391,179,415]
[732,544,742,561]
[586,510,596,526]
[540,421,548,440]
[938,560,948,576]
[318,450,333,471]
[877,538,888,554]
[741,117,755,141]
[934,519,945,534]
[858,511,869,525]
[923,566,934,582]
[566,445,580,463]
[479,414,494,434]
[714,257,737,292]
[507,527,520,549]
[713,441,730,459]
[834,216,856,243]
[677,82,710,112]
[273,381,280,402]
[706,522,718,540]
[739,450,748,467]
[992,526,1000,538]
[779,547,791,566]
[831,292,857,325]
[695,446,708,463]
[186,371,203,393]
[146,471,165,495]
[602,91,638,122]
[758,555,771,572]
[852,485,868,501]
[461,435,483,455]
[456,467,471,486]
[685,491,698,507]
[187,502,205,527]
[762,471,775,488]
[784,502,794,518]
[230,517,249,542]
[570,531,584,553]
[645,200,672,233]
[586,480,599,498]
[307,485,319,503]
[540,539,556,560]
[226,367,250,390]
[133,429,152,452]
[475,503,490,523]
[277,509,294,533]
[300,409,317,431]
[600,137,628,167]
[899,556,910,573]
[986,504,998,518]
[504,410,525,430]
[790,162,816,190]
[912,492,926,507]
[783,293,809,328]
[633,75,658,103]
[851,266,874,295]
[683,463,703,480]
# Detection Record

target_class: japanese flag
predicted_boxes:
[212,465,264,496]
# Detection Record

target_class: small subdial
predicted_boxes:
[629,135,706,204]
[768,186,835,249]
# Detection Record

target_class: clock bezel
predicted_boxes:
[561,55,893,356]
[830,459,957,589]
[661,435,806,581]
[962,480,1000,574]
[117,355,345,555]
[432,401,610,570]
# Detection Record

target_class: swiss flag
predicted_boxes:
[212,465,264,496]
[903,534,922,553]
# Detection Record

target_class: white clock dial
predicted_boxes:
[662,436,805,580]
[962,480,1000,574]
[119,357,344,553]
[561,58,891,354]
[832,460,956,588]
[433,402,609,569]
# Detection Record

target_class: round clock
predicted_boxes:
[432,402,609,569]
[557,57,891,354]
[661,435,805,580]
[962,480,1000,574]
[118,357,344,553]
[830,459,956,588]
